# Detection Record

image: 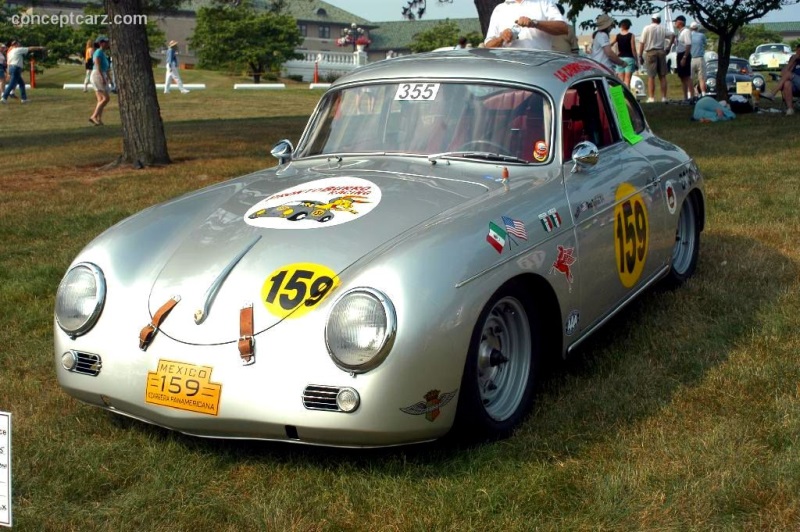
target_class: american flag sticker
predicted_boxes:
[502,216,528,241]
[538,208,562,232]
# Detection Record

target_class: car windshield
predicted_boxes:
[295,82,553,164]
[756,44,789,54]
[728,60,751,73]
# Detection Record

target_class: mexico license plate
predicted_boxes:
[145,360,222,415]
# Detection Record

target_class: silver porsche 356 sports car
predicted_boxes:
[55,49,705,448]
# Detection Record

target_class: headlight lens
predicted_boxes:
[753,77,764,88]
[55,262,106,337]
[707,78,716,89]
[325,288,396,372]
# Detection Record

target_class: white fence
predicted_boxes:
[283,49,368,82]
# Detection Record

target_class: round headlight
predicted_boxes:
[754,77,765,88]
[325,288,396,372]
[55,262,106,337]
[707,78,716,89]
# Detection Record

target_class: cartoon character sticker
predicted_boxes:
[533,140,548,162]
[400,389,457,422]
[550,245,576,292]
[665,181,677,215]
[244,177,381,229]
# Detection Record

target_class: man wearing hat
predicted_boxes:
[689,22,708,99]
[165,40,189,94]
[638,14,672,102]
[674,16,693,101]
[1,40,45,104]
[591,14,626,71]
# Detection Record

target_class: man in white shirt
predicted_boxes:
[484,0,568,50]
[674,15,693,101]
[1,40,45,103]
[638,14,672,102]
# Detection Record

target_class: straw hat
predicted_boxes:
[168,40,179,48]
[596,14,615,31]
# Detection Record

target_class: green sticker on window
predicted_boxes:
[610,85,643,145]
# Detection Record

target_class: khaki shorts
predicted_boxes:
[645,49,667,78]
[90,70,109,94]
[690,57,706,80]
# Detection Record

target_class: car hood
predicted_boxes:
[145,164,494,344]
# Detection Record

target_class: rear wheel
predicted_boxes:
[455,286,540,440]
[664,194,700,287]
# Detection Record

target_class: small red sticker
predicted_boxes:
[533,140,548,161]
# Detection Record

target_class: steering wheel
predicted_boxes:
[457,140,508,153]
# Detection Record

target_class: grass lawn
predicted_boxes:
[1,66,799,530]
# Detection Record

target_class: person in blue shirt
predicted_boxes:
[692,96,735,122]
[689,22,707,99]
[89,35,111,125]
[164,40,189,94]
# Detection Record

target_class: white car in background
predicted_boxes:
[749,43,792,70]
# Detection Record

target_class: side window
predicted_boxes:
[607,80,647,134]
[562,79,621,160]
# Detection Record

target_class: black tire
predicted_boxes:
[318,215,333,223]
[453,284,541,440]
[664,193,700,287]
[288,211,308,221]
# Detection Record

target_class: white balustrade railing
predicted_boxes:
[283,49,369,82]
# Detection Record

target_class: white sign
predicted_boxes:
[0,412,10,528]
[244,177,382,230]
[394,82,441,101]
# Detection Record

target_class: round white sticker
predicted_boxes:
[244,177,381,229]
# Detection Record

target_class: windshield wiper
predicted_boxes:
[428,151,529,164]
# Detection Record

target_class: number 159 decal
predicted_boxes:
[261,263,340,319]
[394,83,440,101]
[614,183,649,288]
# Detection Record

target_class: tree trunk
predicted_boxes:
[475,0,504,37]
[715,33,734,102]
[104,0,170,166]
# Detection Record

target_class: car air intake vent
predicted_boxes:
[302,385,341,411]
[73,351,102,376]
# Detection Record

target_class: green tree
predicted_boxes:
[403,0,502,35]
[731,24,786,59]
[190,1,302,83]
[77,3,165,65]
[409,20,481,52]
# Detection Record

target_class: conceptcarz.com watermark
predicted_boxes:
[11,12,148,27]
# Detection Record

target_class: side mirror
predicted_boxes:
[570,141,599,173]
[271,139,294,165]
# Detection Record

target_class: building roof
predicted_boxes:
[369,18,482,50]
[280,0,371,26]
[760,21,800,33]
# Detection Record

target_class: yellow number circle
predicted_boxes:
[613,183,649,288]
[261,262,340,319]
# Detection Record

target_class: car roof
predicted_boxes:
[331,49,613,95]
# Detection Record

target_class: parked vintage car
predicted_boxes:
[55,49,705,448]
[704,57,766,101]
[749,43,792,70]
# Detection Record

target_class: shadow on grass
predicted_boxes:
[1,115,309,155]
[102,231,797,477]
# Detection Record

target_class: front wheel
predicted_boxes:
[454,287,540,440]
[664,194,700,287]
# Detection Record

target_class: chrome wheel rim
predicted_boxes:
[476,296,531,422]
[672,199,697,275]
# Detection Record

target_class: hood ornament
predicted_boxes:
[194,235,262,324]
